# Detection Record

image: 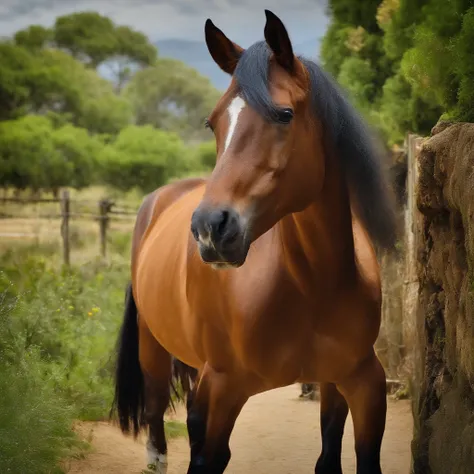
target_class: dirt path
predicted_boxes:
[66,384,413,474]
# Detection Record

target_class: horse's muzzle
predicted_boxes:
[190,206,249,268]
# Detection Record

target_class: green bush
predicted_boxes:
[0,358,83,474]
[321,0,474,145]
[0,116,103,193]
[100,125,191,193]
[194,140,216,171]
[337,56,377,113]
[454,7,474,122]
[0,236,192,471]
[0,287,84,474]
[0,248,129,420]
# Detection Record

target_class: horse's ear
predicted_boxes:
[264,9,294,72]
[205,19,243,75]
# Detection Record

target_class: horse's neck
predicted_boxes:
[278,152,356,290]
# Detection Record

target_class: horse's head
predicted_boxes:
[191,10,324,268]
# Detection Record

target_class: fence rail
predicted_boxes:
[0,190,139,265]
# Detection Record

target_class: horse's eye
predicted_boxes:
[277,108,294,124]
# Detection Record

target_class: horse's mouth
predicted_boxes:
[210,262,243,270]
[197,239,249,270]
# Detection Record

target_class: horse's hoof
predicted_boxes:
[145,461,168,473]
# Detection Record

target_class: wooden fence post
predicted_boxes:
[60,189,70,266]
[98,199,111,258]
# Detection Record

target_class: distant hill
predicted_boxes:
[155,38,322,91]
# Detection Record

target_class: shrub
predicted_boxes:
[99,125,190,193]
[194,140,216,171]
[0,290,84,474]
[0,116,103,193]
[0,248,129,420]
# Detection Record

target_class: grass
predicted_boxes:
[0,209,187,473]
[165,420,189,440]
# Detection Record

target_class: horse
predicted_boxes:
[110,10,398,474]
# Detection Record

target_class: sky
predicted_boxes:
[0,0,330,46]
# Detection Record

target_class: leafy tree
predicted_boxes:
[0,115,61,191]
[53,12,157,90]
[51,124,104,191]
[194,141,217,171]
[32,49,132,134]
[400,26,455,108]
[14,25,52,50]
[320,22,353,78]
[373,71,442,145]
[0,116,102,193]
[454,7,474,121]
[337,57,377,112]
[0,42,36,120]
[112,26,158,91]
[0,41,131,133]
[322,0,474,145]
[124,58,218,140]
[328,0,382,33]
[381,0,428,61]
[54,12,118,66]
[99,125,190,193]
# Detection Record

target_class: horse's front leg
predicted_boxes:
[315,382,349,474]
[186,364,248,473]
[338,352,387,474]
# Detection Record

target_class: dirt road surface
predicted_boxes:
[67,384,413,474]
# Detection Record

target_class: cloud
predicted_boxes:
[0,0,329,45]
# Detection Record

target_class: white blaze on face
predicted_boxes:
[224,96,246,153]
[196,96,246,250]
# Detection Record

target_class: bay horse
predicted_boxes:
[111,10,397,474]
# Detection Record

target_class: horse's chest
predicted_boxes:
[231,299,316,383]
[233,291,376,385]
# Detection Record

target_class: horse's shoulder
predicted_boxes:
[145,177,206,219]
[131,178,206,268]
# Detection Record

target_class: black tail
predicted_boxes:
[110,283,198,437]
[110,283,146,438]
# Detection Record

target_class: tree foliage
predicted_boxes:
[0,42,38,120]
[194,141,217,171]
[52,12,157,89]
[99,126,191,193]
[0,11,222,194]
[14,25,52,50]
[321,0,474,145]
[0,116,103,193]
[124,58,218,141]
[0,42,132,132]
[328,0,382,33]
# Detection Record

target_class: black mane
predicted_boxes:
[234,41,398,251]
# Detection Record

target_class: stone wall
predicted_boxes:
[411,122,474,473]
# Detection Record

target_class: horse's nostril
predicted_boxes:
[209,209,230,238]
[190,211,201,241]
[217,210,229,236]
[193,207,240,245]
